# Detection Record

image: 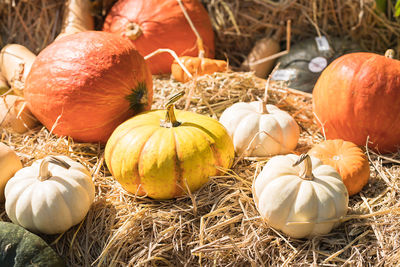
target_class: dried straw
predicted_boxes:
[1,1,400,266]
[202,0,400,67]
[1,71,400,266]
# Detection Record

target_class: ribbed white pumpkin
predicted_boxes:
[219,101,299,157]
[252,154,349,238]
[5,155,95,234]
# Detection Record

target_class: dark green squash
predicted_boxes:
[0,222,65,267]
[272,37,364,92]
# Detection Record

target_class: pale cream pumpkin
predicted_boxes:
[219,101,299,157]
[0,142,22,202]
[5,155,95,234]
[0,44,36,96]
[252,154,349,238]
[0,95,39,133]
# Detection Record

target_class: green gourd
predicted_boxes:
[273,37,363,92]
[0,221,65,267]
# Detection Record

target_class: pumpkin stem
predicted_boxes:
[385,49,395,59]
[38,156,71,181]
[176,0,205,58]
[258,101,268,114]
[144,48,193,79]
[161,91,185,128]
[260,78,270,114]
[124,22,142,41]
[292,154,314,181]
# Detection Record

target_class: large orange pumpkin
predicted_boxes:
[24,31,153,143]
[313,50,400,153]
[308,139,370,196]
[103,0,215,75]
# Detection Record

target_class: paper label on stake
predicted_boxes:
[315,36,330,51]
[271,69,297,81]
[308,57,328,73]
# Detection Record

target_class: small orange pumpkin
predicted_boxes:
[308,139,370,196]
[171,55,227,82]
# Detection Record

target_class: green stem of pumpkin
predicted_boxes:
[38,156,71,181]
[162,91,185,128]
[385,49,395,59]
[292,154,314,181]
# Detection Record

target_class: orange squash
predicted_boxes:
[308,139,370,196]
[103,0,215,75]
[171,55,227,82]
[313,50,400,152]
[24,31,153,143]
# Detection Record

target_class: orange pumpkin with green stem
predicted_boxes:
[308,139,370,196]
[24,31,153,143]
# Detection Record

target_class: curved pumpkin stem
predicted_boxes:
[144,48,193,79]
[176,0,205,58]
[385,49,395,59]
[39,156,71,181]
[292,154,314,181]
[161,91,185,128]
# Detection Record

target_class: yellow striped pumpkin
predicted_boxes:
[105,92,234,199]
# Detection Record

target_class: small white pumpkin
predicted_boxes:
[219,99,299,156]
[252,154,348,238]
[0,142,22,202]
[5,155,95,234]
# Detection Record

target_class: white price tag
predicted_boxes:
[315,36,330,51]
[308,57,328,73]
[271,69,297,81]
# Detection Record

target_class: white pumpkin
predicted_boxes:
[0,142,22,202]
[252,154,348,238]
[5,155,95,234]
[219,101,300,156]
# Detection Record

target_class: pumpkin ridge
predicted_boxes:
[52,175,91,223]
[199,130,223,175]
[312,174,343,219]
[285,178,306,224]
[41,181,74,232]
[106,124,156,176]
[14,184,37,232]
[264,176,301,227]
[136,128,160,195]
[184,122,223,171]
[179,121,218,141]
[310,181,337,227]
[172,129,183,197]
